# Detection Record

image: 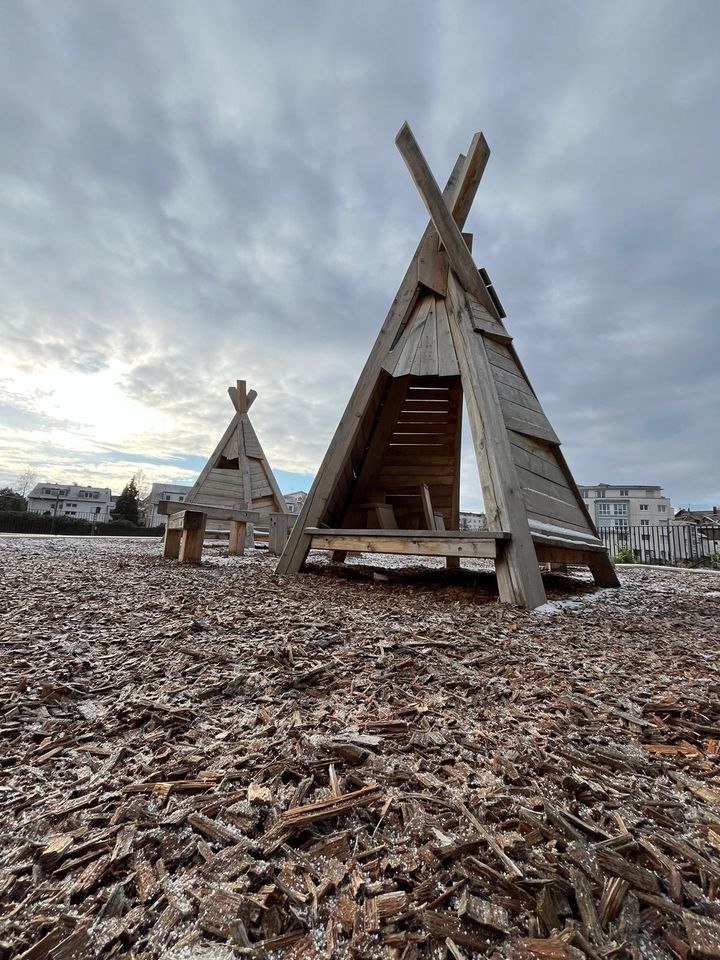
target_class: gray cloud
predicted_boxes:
[0,0,718,508]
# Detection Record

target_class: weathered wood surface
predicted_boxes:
[309,533,499,559]
[1,538,718,958]
[158,501,259,523]
[277,135,490,576]
[447,273,547,609]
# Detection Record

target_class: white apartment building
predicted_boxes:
[284,491,308,515]
[146,483,193,526]
[460,510,487,531]
[27,483,113,521]
[578,484,673,531]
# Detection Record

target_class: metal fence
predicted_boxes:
[0,510,163,536]
[598,524,720,567]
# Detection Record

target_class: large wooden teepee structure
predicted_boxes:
[276,124,619,609]
[185,380,287,519]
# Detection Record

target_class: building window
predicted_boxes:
[614,518,629,529]
[598,503,611,515]
[179,496,184,502]
[582,490,588,498]
[640,504,649,511]
[596,490,606,498]
[640,519,650,526]
[164,494,171,500]
[658,505,666,512]
[641,534,650,541]
[613,504,628,516]
[619,489,629,496]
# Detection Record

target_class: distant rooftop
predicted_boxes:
[578,483,663,491]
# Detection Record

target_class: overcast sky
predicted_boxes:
[1,0,718,511]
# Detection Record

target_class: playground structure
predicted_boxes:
[277,123,619,609]
[161,381,289,562]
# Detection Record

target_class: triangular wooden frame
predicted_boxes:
[185,380,287,519]
[276,125,619,609]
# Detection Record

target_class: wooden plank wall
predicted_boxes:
[341,375,462,529]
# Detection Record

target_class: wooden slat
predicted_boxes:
[523,488,592,532]
[493,379,544,414]
[195,484,246,500]
[306,527,508,539]
[310,534,497,559]
[405,386,454,401]
[502,413,560,445]
[435,300,460,377]
[526,508,592,535]
[516,465,582,511]
[534,544,609,564]
[415,299,439,377]
[208,469,244,485]
[490,361,538,396]
[386,297,431,377]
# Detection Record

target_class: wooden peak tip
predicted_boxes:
[395,120,412,144]
[396,122,486,152]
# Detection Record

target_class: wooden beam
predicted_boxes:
[309,534,498,559]
[447,273,546,609]
[158,501,258,523]
[396,122,501,321]
[228,521,246,556]
[268,512,289,556]
[179,514,207,563]
[163,527,182,559]
[167,509,205,531]
[305,528,509,540]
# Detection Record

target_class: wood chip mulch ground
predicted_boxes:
[1,536,719,960]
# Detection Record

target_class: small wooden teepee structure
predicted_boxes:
[185,380,287,521]
[276,124,619,609]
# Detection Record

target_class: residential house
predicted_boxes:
[27,483,113,521]
[284,491,308,515]
[146,483,193,526]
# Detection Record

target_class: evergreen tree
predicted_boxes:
[112,477,140,525]
[0,487,26,511]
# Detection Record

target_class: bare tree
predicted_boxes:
[15,466,38,497]
[133,468,150,501]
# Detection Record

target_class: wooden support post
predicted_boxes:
[228,520,246,556]
[163,527,182,559]
[331,550,348,564]
[178,512,207,564]
[268,513,289,556]
[587,553,621,587]
[448,275,546,610]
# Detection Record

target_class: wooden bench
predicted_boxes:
[159,501,260,562]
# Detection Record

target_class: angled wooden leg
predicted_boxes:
[447,276,546,610]
[331,550,348,564]
[163,527,182,559]
[179,514,207,563]
[588,554,620,587]
[228,521,246,556]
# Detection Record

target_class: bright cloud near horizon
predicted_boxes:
[1,0,719,510]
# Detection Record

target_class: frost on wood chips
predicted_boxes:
[0,537,719,959]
